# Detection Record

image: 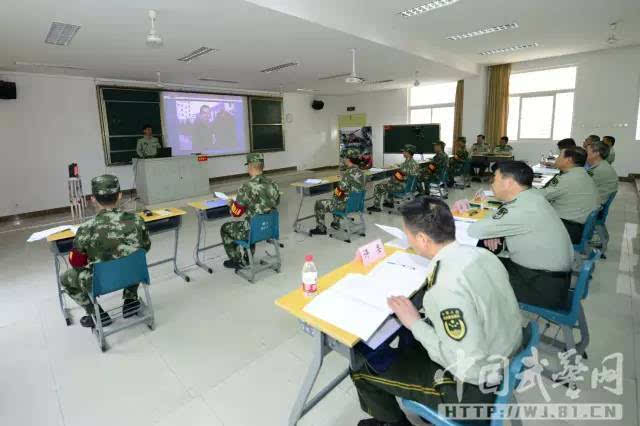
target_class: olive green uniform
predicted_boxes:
[449,148,469,178]
[588,160,618,205]
[351,242,523,423]
[605,146,615,164]
[538,167,599,244]
[470,142,490,177]
[468,189,574,309]
[136,136,161,158]
[494,144,513,155]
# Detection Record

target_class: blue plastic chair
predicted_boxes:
[90,249,153,352]
[234,210,281,282]
[401,322,540,426]
[594,192,617,258]
[520,249,601,378]
[453,158,472,189]
[382,175,418,214]
[429,164,449,199]
[573,209,600,256]
[330,191,366,243]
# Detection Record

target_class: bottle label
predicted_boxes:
[302,272,317,293]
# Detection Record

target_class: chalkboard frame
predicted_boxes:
[382,123,441,154]
[97,86,285,166]
[248,96,285,153]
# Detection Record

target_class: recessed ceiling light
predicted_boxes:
[261,62,299,73]
[177,47,217,62]
[399,0,460,17]
[14,61,87,70]
[447,22,519,40]
[45,22,81,46]
[479,42,539,56]
[198,77,239,84]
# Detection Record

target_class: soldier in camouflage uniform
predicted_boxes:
[367,144,420,212]
[418,141,448,192]
[448,136,469,185]
[220,153,281,269]
[61,175,151,328]
[309,149,365,235]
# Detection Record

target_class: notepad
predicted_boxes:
[304,178,325,185]
[27,225,79,242]
[454,220,479,247]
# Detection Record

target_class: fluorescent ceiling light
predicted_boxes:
[198,77,239,84]
[45,22,81,46]
[261,62,299,73]
[365,79,394,85]
[14,61,87,70]
[177,47,217,62]
[479,42,539,56]
[399,0,460,17]
[296,88,317,92]
[447,22,519,40]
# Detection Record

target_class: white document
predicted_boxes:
[365,317,402,350]
[483,190,495,197]
[455,220,479,247]
[304,178,324,185]
[532,165,558,175]
[152,209,173,217]
[376,224,408,244]
[27,225,78,242]
[369,168,387,173]
[214,191,229,200]
[385,238,410,250]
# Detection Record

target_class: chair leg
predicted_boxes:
[142,283,155,330]
[246,248,256,282]
[575,306,589,357]
[92,297,107,352]
[272,240,282,273]
[359,212,366,237]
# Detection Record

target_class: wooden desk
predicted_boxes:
[472,154,514,163]
[47,207,189,325]
[453,208,490,222]
[276,246,404,425]
[187,198,231,273]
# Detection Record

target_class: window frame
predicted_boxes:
[508,88,575,141]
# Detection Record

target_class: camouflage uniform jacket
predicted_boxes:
[234,174,281,219]
[429,152,449,173]
[334,165,365,208]
[392,158,420,183]
[74,208,151,265]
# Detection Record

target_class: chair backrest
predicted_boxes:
[599,191,617,224]
[91,249,150,298]
[575,209,600,252]
[344,191,366,213]
[491,321,540,425]
[404,175,417,193]
[248,210,279,244]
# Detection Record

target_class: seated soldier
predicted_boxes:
[220,153,281,269]
[447,136,469,187]
[61,175,151,328]
[418,141,448,193]
[538,147,598,244]
[368,144,419,212]
[309,148,365,235]
[494,136,513,155]
[602,135,616,164]
[351,197,523,426]
[465,161,574,309]
[586,140,618,206]
[470,134,490,180]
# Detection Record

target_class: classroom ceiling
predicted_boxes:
[1,0,639,95]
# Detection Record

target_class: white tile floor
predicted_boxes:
[1,171,638,426]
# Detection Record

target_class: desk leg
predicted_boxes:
[293,188,306,233]
[289,330,350,425]
[194,212,214,274]
[54,254,72,326]
[172,221,191,283]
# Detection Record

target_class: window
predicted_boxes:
[507,66,576,141]
[636,95,640,140]
[409,82,456,146]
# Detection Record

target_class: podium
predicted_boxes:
[134,157,210,205]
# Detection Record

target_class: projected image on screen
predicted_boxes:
[161,91,250,156]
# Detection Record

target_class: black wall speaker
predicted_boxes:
[311,100,324,110]
[0,81,17,99]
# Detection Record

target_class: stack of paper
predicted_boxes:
[376,223,408,247]
[304,178,325,185]
[27,225,79,242]
[303,251,430,341]
[454,220,479,247]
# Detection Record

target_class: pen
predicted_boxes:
[386,261,416,270]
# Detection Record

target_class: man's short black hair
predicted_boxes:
[477,134,485,139]
[95,193,119,206]
[590,140,610,159]
[200,105,210,112]
[399,196,455,244]
[142,124,152,131]
[588,134,600,143]
[603,135,616,146]
[500,136,509,142]
[435,141,445,149]
[562,147,587,167]
[495,161,534,188]
[557,138,576,150]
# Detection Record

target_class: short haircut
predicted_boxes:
[477,134,485,140]
[399,196,455,244]
[200,105,210,112]
[590,140,610,159]
[495,161,534,188]
[562,147,587,167]
[435,141,445,149]
[95,193,119,206]
[588,134,600,143]
[603,135,616,146]
[500,136,509,142]
[142,124,152,131]
[557,138,576,150]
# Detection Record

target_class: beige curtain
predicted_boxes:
[484,64,511,149]
[453,80,464,143]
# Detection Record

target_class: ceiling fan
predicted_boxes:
[606,21,621,45]
[146,10,163,48]
[318,48,367,83]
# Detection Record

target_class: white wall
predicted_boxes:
[0,72,339,216]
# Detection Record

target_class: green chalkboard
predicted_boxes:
[249,97,284,152]
[383,124,440,154]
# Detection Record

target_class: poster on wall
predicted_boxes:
[339,126,373,170]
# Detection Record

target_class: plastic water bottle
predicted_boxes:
[302,255,318,297]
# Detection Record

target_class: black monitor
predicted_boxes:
[157,147,172,158]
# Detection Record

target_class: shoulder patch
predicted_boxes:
[550,176,559,187]
[492,206,508,220]
[440,308,467,341]
[587,169,594,177]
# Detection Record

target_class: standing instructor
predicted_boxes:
[136,124,161,158]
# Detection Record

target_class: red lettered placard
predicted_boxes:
[355,239,386,266]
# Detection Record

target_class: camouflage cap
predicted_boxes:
[344,148,360,159]
[91,174,120,195]
[245,152,264,165]
[403,144,417,154]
